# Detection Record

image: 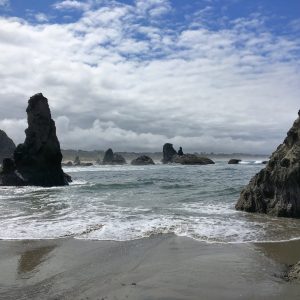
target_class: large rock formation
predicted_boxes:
[102,148,126,165]
[0,130,16,161]
[0,93,71,186]
[131,155,155,165]
[162,143,214,165]
[162,143,178,163]
[236,110,300,217]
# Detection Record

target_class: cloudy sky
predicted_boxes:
[0,0,299,154]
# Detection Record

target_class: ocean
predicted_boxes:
[1,160,300,243]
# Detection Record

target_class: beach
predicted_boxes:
[0,235,300,300]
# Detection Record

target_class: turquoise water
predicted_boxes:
[1,161,300,243]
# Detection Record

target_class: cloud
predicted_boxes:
[0,0,9,7]
[0,1,299,154]
[53,0,91,11]
[34,13,49,23]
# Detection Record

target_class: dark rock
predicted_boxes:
[0,93,71,186]
[102,148,126,165]
[131,155,155,165]
[0,130,16,161]
[228,159,241,164]
[162,143,177,163]
[172,154,215,165]
[80,162,93,166]
[178,147,184,156]
[262,161,268,164]
[236,111,300,217]
[74,156,81,166]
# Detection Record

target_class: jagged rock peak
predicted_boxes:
[0,93,71,187]
[235,110,300,217]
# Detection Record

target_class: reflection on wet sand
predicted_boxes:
[18,244,56,276]
[255,239,300,266]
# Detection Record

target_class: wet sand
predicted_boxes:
[0,235,300,300]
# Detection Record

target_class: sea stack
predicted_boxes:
[102,148,126,165]
[162,143,215,165]
[0,93,71,187]
[236,110,300,217]
[162,143,177,163]
[0,130,16,161]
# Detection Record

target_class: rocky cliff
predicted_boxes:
[236,110,300,217]
[0,93,70,186]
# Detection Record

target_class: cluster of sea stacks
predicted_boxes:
[0,94,300,279]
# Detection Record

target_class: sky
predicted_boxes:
[0,0,299,154]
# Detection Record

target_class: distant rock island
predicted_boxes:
[102,148,126,165]
[0,93,71,187]
[236,110,300,218]
[162,143,215,165]
[0,130,15,162]
[131,155,155,165]
[228,159,241,164]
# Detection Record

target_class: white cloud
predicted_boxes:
[53,0,91,11]
[35,13,49,23]
[0,2,299,154]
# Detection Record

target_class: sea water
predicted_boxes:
[1,160,300,243]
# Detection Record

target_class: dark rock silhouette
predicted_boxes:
[0,130,16,161]
[162,143,214,165]
[0,93,71,186]
[178,147,184,156]
[102,148,126,165]
[172,154,215,165]
[162,143,177,163]
[131,155,155,165]
[236,110,300,217]
[228,159,241,164]
[74,156,81,166]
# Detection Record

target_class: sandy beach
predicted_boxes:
[0,235,300,300]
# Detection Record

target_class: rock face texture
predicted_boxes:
[0,93,71,186]
[162,143,214,165]
[0,130,16,161]
[102,148,126,165]
[287,261,300,282]
[236,111,300,217]
[172,154,215,165]
[131,155,155,165]
[228,159,241,164]
[162,143,178,163]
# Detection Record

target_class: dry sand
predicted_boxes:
[0,234,300,300]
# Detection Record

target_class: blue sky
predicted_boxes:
[0,0,299,153]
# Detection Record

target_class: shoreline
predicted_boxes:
[0,234,300,299]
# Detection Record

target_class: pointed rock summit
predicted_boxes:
[236,110,300,217]
[0,93,70,186]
